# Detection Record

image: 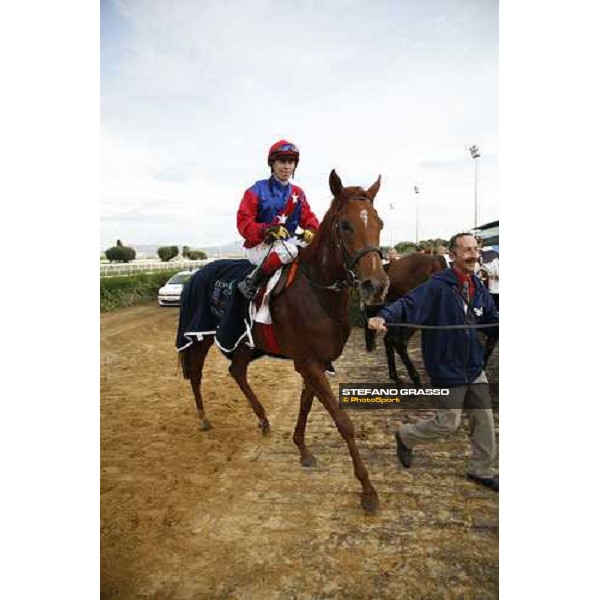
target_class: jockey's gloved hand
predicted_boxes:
[265,225,290,241]
[302,229,316,244]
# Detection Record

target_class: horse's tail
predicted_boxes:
[363,304,381,352]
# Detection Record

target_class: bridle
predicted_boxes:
[298,195,384,291]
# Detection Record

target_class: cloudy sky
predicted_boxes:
[100,0,498,250]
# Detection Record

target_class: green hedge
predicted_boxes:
[100,270,181,312]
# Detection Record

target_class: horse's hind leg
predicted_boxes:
[185,337,214,431]
[293,384,317,467]
[398,329,421,387]
[229,347,271,434]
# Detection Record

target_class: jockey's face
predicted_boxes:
[272,158,296,182]
[450,235,480,274]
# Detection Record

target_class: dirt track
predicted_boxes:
[101,304,499,599]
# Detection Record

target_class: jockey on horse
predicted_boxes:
[237,139,320,300]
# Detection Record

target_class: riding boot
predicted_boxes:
[237,267,271,300]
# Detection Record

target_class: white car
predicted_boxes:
[158,271,194,307]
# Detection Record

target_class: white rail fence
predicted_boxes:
[100,259,214,277]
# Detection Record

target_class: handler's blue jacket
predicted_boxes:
[377,268,499,386]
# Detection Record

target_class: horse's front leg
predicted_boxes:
[398,329,421,387]
[293,384,317,467]
[384,333,401,383]
[294,359,379,514]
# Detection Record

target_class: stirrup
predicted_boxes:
[238,269,269,301]
[237,275,260,300]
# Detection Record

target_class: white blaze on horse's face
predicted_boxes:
[360,208,368,227]
[338,198,388,306]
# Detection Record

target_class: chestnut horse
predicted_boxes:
[179,170,389,513]
[364,253,498,384]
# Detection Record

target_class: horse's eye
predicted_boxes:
[340,221,354,233]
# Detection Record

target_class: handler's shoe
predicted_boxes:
[395,430,412,468]
[467,473,499,492]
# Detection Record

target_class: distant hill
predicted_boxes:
[201,241,245,257]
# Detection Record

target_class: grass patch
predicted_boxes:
[100,270,181,312]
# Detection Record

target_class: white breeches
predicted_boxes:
[244,238,306,266]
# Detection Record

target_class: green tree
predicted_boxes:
[105,242,136,263]
[157,246,179,262]
[394,241,417,254]
[187,250,207,260]
[182,245,190,258]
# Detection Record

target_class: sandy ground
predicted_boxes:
[101,304,499,599]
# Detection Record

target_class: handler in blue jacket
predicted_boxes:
[368,232,499,492]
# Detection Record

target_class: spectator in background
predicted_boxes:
[481,256,499,310]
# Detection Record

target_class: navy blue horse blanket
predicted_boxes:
[176,259,255,355]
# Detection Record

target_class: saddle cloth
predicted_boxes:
[175,259,287,357]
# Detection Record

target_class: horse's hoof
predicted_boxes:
[259,421,271,435]
[199,420,212,431]
[361,491,380,514]
[301,454,317,468]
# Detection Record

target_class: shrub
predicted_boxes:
[395,241,417,254]
[186,250,207,260]
[105,244,136,262]
[157,246,179,262]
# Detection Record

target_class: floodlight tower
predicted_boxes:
[469,145,481,227]
[413,185,420,244]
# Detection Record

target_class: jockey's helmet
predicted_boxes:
[268,140,300,167]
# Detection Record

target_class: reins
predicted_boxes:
[382,322,499,330]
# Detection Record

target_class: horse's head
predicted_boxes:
[328,170,389,305]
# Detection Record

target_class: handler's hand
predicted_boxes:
[368,317,387,333]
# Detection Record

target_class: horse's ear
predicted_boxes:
[329,169,343,198]
[367,175,382,202]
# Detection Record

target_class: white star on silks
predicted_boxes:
[276,214,286,224]
[291,193,299,204]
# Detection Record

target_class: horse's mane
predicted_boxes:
[299,196,338,264]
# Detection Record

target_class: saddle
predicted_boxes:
[270,261,300,297]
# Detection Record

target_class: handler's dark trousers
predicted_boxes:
[397,372,496,478]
